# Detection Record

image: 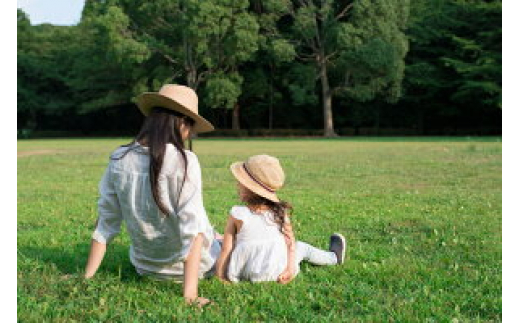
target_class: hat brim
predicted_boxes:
[136,93,215,133]
[230,162,280,203]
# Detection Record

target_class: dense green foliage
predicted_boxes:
[403,0,502,134]
[18,138,501,321]
[17,0,501,135]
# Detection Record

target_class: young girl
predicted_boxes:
[215,155,346,284]
[84,84,220,306]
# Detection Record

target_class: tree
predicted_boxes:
[247,0,297,129]
[440,1,501,109]
[17,9,78,129]
[66,1,151,113]
[16,0,501,134]
[105,0,260,130]
[403,0,501,133]
[279,0,409,136]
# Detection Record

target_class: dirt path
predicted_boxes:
[17,150,59,157]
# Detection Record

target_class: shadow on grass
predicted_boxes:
[18,242,141,282]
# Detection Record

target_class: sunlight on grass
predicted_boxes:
[17,138,501,321]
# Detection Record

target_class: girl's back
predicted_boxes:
[216,154,346,286]
[227,206,287,282]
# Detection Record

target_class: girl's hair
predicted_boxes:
[241,187,293,233]
[112,107,195,216]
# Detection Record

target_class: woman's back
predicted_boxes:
[86,85,219,305]
[94,142,217,278]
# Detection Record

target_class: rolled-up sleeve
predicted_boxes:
[93,164,123,244]
[174,154,213,261]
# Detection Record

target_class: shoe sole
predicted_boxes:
[332,233,346,264]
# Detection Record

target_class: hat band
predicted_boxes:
[243,164,275,193]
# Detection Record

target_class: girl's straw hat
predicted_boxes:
[136,84,214,133]
[230,155,285,203]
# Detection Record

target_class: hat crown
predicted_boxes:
[245,155,285,191]
[158,84,199,114]
[136,83,215,133]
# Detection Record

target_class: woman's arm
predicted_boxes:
[172,155,214,303]
[84,239,107,278]
[278,217,296,284]
[183,233,205,303]
[85,165,123,279]
[215,216,237,283]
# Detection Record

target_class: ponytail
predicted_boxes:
[112,107,194,216]
[241,188,293,233]
[269,200,293,234]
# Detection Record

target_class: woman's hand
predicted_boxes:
[185,296,212,308]
[277,266,295,285]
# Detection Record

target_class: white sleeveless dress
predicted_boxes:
[227,206,296,282]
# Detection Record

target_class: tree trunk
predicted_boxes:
[269,63,274,130]
[27,109,37,130]
[375,105,380,136]
[232,103,240,130]
[269,94,273,130]
[318,58,337,137]
[417,107,424,135]
[183,28,197,90]
[187,69,197,89]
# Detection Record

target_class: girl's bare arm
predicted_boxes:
[278,217,296,284]
[215,216,237,283]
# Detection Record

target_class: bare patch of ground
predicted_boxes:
[17,150,59,157]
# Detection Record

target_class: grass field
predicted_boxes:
[17,137,502,322]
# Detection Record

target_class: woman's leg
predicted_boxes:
[214,230,224,243]
[295,241,338,266]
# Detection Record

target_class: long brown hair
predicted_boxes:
[112,107,194,216]
[241,188,293,233]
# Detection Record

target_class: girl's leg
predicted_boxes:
[295,241,338,266]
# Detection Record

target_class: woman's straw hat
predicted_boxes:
[136,84,214,133]
[230,155,285,203]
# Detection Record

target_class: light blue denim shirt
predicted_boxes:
[93,142,219,279]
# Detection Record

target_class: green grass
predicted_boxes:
[17,138,502,322]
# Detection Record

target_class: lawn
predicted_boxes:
[17,137,502,322]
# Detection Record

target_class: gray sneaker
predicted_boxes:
[329,233,347,264]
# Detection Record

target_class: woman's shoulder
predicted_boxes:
[108,143,140,161]
[110,145,128,155]
[184,149,199,164]
[159,145,202,179]
[164,144,199,162]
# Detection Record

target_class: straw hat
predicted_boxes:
[230,155,285,203]
[136,84,214,133]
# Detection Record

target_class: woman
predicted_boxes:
[84,84,219,306]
